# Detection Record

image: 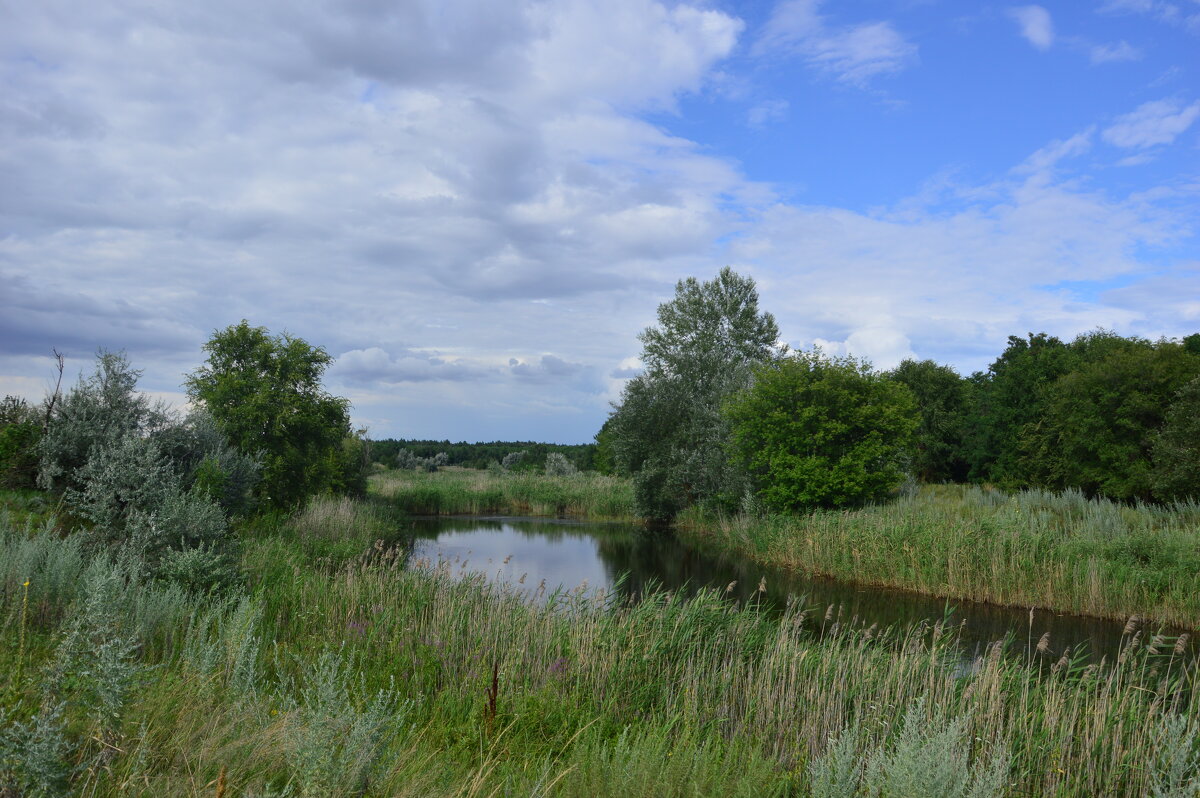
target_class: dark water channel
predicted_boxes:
[402,516,1189,664]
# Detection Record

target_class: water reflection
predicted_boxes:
[403,516,1190,663]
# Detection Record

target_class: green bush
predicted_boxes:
[726,350,918,511]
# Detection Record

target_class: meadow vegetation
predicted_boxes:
[3,491,1200,796]
[4,292,1200,795]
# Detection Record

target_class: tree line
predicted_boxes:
[368,439,597,472]
[597,268,1200,523]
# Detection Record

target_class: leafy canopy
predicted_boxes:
[726,350,918,511]
[186,321,358,509]
[605,267,780,522]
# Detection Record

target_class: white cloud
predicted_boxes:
[731,161,1196,374]
[1090,40,1143,64]
[1098,0,1200,33]
[1102,98,1200,148]
[1015,129,1094,178]
[1,0,1197,442]
[756,0,917,85]
[1009,5,1055,50]
[747,99,789,128]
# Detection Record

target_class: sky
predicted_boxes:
[2,0,1198,444]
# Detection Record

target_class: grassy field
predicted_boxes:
[371,468,638,521]
[677,484,1200,628]
[374,469,1200,628]
[3,491,1199,796]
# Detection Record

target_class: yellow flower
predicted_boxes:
[23,580,29,587]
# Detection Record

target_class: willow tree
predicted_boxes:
[603,268,781,523]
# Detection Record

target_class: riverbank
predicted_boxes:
[371,467,639,521]
[374,471,1200,629]
[2,491,1197,796]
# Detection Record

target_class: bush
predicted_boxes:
[544,452,579,476]
[0,395,41,489]
[726,350,918,511]
[37,351,173,494]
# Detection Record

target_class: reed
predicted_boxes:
[678,483,1200,627]
[4,493,1199,796]
[371,468,638,522]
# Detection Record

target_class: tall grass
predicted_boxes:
[372,468,638,522]
[679,484,1200,627]
[4,493,1199,795]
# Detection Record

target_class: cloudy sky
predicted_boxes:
[2,0,1198,443]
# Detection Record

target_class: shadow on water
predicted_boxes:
[399,515,1193,664]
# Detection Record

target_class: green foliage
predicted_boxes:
[967,332,1074,486]
[156,409,261,516]
[37,351,173,494]
[0,396,41,490]
[1040,335,1200,501]
[1153,377,1200,501]
[283,649,405,797]
[809,700,1009,798]
[606,267,781,521]
[65,433,178,534]
[1150,714,1200,798]
[371,438,596,472]
[186,321,359,509]
[544,452,578,476]
[888,359,971,483]
[726,350,918,511]
[0,700,73,797]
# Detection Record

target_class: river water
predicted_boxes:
[402,516,1189,663]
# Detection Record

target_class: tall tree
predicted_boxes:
[1042,336,1200,501]
[888,359,971,483]
[186,321,362,508]
[967,333,1074,487]
[1153,375,1200,501]
[604,268,781,522]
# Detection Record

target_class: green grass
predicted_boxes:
[371,471,1200,627]
[678,484,1200,627]
[372,468,638,522]
[2,494,1199,796]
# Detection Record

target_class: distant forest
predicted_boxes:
[369,439,597,471]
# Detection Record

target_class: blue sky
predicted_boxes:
[2,0,1198,443]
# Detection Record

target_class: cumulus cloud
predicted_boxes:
[1,0,1196,442]
[1009,5,1055,50]
[332,347,490,385]
[732,150,1195,372]
[755,0,917,85]
[1102,98,1200,148]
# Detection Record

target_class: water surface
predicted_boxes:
[403,516,1190,663]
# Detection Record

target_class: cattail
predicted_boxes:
[1036,631,1051,655]
[1174,634,1190,656]
[757,577,767,593]
[725,581,737,593]
[1053,647,1071,672]
[1123,615,1140,636]
[1148,634,1166,656]
[215,766,227,798]
[824,605,835,623]
[864,622,879,640]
